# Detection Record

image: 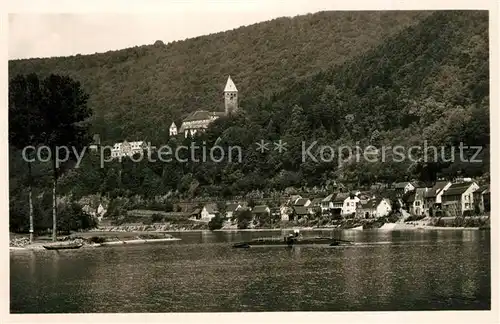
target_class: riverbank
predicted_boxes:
[9,232,180,251]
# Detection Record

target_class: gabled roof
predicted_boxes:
[477,185,489,194]
[203,204,218,214]
[170,122,177,128]
[224,75,238,92]
[293,206,309,215]
[183,110,224,122]
[310,198,323,205]
[394,182,411,189]
[252,205,270,214]
[442,182,475,197]
[294,198,310,206]
[226,203,241,212]
[333,193,348,203]
[191,208,201,215]
[425,181,450,198]
[322,193,335,202]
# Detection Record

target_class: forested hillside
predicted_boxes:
[8,11,429,142]
[9,10,489,231]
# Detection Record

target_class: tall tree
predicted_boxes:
[36,74,92,241]
[8,73,44,242]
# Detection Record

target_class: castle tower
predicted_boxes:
[224,75,238,115]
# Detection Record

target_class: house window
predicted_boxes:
[415,201,420,206]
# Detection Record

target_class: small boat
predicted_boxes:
[43,242,84,250]
[232,230,353,248]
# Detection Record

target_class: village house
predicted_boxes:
[225,203,241,220]
[357,198,392,218]
[169,122,178,136]
[342,193,360,217]
[472,184,490,214]
[394,182,416,195]
[82,203,107,222]
[280,206,293,221]
[293,198,311,207]
[176,76,239,138]
[200,204,219,221]
[110,140,149,159]
[441,182,480,216]
[331,193,347,217]
[423,181,452,216]
[190,208,201,219]
[309,198,323,215]
[404,188,427,216]
[252,205,271,221]
[292,206,312,221]
[321,194,335,212]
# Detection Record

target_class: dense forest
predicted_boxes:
[9,10,489,231]
[9,11,430,142]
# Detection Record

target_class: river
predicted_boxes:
[10,229,490,313]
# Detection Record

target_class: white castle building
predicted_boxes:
[173,76,240,138]
[110,140,148,159]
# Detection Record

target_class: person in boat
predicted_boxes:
[285,230,300,245]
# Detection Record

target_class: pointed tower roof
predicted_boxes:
[224,75,238,92]
[170,121,177,128]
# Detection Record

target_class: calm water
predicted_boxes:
[10,229,490,313]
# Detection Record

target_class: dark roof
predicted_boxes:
[333,193,348,203]
[476,185,489,194]
[252,205,270,214]
[183,110,224,122]
[191,208,201,215]
[394,182,411,189]
[322,193,335,202]
[203,204,218,214]
[411,181,427,189]
[425,181,450,198]
[294,198,310,206]
[226,203,241,212]
[293,206,310,215]
[442,182,475,197]
[310,198,323,205]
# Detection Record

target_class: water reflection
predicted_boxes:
[10,229,490,313]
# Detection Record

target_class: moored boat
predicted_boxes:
[232,230,353,248]
[43,242,84,250]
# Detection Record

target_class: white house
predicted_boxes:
[280,206,293,221]
[200,204,218,221]
[169,122,178,136]
[225,203,241,220]
[423,181,452,216]
[442,182,480,216]
[342,194,360,216]
[321,194,335,212]
[405,188,427,216]
[394,182,416,195]
[111,140,148,159]
[357,198,391,218]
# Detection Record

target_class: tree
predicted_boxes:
[208,214,224,231]
[9,73,44,242]
[36,74,92,241]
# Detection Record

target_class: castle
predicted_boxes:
[170,76,239,138]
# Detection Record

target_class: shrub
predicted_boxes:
[208,214,224,231]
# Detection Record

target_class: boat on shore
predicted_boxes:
[43,242,84,250]
[232,230,353,248]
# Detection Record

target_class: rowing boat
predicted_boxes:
[43,242,84,250]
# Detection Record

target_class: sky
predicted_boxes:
[8,0,344,60]
[7,0,492,60]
